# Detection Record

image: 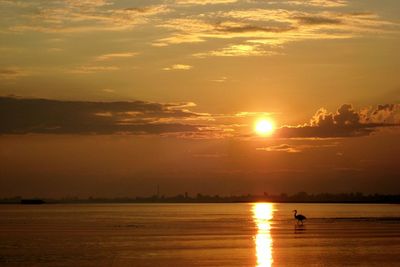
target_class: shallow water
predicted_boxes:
[1,203,400,266]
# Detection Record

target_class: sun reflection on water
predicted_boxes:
[253,203,273,267]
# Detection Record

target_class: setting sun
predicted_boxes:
[255,119,275,136]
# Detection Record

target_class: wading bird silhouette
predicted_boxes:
[293,210,306,225]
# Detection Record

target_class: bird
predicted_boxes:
[293,210,306,225]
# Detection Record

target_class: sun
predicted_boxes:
[255,119,275,136]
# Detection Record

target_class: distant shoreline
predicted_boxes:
[1,201,399,205]
[1,192,400,205]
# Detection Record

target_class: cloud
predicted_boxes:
[64,0,111,8]
[0,0,35,8]
[256,144,301,153]
[194,44,279,57]
[5,0,397,61]
[153,7,397,56]
[0,68,31,80]
[95,52,138,61]
[175,0,237,5]
[163,64,193,71]
[211,76,228,82]
[256,142,338,153]
[68,65,120,74]
[362,104,400,124]
[280,0,348,7]
[0,97,398,139]
[102,88,115,93]
[0,97,203,135]
[216,23,295,33]
[276,104,400,138]
[293,15,342,25]
[67,52,138,74]
[0,97,273,139]
[7,2,170,33]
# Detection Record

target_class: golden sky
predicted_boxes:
[0,0,399,197]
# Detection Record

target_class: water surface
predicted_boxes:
[1,203,400,266]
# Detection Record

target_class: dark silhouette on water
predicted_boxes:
[293,210,306,224]
[21,199,45,205]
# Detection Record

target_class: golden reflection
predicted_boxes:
[253,203,273,267]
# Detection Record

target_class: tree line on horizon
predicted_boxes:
[1,192,400,204]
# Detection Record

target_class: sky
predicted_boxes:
[0,0,400,198]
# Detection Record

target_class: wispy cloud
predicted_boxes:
[211,76,228,82]
[154,7,398,57]
[256,142,339,153]
[256,144,301,153]
[102,88,115,93]
[68,65,120,74]
[277,0,348,7]
[95,52,138,61]
[194,44,280,57]
[0,67,31,80]
[7,2,170,33]
[175,0,237,5]
[3,0,398,60]
[163,64,193,71]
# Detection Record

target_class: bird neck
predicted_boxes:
[294,211,297,217]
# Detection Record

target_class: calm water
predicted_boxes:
[1,203,400,266]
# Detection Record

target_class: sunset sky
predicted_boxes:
[1,0,399,198]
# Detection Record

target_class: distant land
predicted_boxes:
[1,192,400,204]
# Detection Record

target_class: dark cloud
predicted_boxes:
[216,24,295,33]
[368,104,400,123]
[0,68,29,79]
[277,104,399,138]
[123,7,160,13]
[1,98,398,138]
[294,15,342,25]
[0,69,19,75]
[0,97,201,135]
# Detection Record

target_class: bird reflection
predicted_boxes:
[294,224,306,234]
[253,203,273,267]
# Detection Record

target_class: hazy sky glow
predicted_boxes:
[1,0,400,197]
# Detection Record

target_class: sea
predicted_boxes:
[1,203,400,266]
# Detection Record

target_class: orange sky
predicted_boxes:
[0,0,399,197]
